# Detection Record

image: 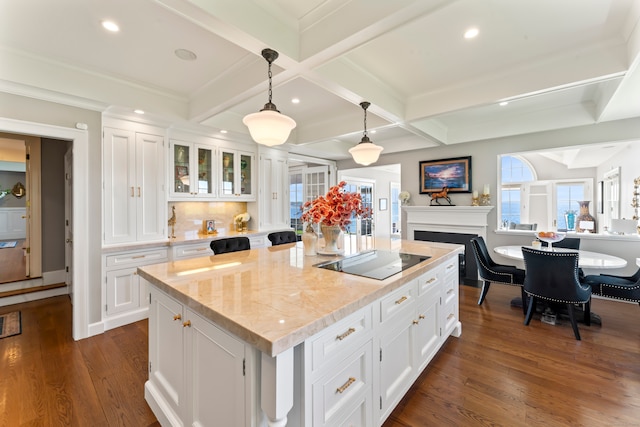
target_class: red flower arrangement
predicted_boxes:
[300,181,370,228]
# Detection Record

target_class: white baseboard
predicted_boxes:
[102,307,149,331]
[145,380,182,427]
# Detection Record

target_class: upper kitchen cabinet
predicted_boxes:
[169,133,217,200]
[103,119,166,245]
[218,144,255,201]
[247,147,289,231]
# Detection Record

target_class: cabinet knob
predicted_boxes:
[173,314,181,321]
[183,320,191,328]
[419,314,425,319]
[412,319,420,325]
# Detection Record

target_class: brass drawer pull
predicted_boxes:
[446,264,454,270]
[336,377,356,394]
[395,296,408,305]
[447,288,454,294]
[447,314,455,320]
[173,314,181,321]
[183,320,191,328]
[131,255,146,259]
[426,278,436,284]
[336,327,356,341]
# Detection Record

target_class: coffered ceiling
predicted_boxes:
[1,0,639,161]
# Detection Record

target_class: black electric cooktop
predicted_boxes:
[315,250,431,280]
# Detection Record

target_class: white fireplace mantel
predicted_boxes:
[404,206,494,239]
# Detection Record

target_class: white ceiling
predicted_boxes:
[1,0,639,164]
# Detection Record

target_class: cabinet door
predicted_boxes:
[238,151,254,199]
[170,141,192,197]
[185,309,246,427]
[149,289,185,422]
[259,152,289,229]
[103,127,137,244]
[136,132,165,241]
[219,149,255,201]
[105,267,140,316]
[219,149,237,198]
[193,144,215,198]
[415,286,440,372]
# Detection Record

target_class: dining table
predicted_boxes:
[493,245,628,269]
[493,245,628,326]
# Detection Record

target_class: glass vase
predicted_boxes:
[320,224,343,255]
[564,211,576,231]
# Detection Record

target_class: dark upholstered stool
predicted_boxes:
[210,237,251,255]
[267,231,297,246]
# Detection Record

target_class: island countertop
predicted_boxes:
[138,239,463,356]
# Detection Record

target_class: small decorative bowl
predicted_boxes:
[535,231,567,249]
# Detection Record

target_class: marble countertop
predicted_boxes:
[138,239,463,357]
[102,228,291,254]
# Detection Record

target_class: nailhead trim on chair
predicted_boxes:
[524,290,590,305]
[471,243,522,285]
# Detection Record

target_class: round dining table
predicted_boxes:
[493,245,627,269]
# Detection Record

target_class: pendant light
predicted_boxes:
[242,48,296,146]
[349,101,384,165]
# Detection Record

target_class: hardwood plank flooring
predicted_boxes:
[1,284,639,426]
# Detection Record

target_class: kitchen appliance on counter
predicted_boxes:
[315,250,430,280]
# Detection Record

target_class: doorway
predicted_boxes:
[0,117,89,341]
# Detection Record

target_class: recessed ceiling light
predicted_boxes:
[370,129,377,134]
[464,27,479,39]
[220,130,228,134]
[175,49,197,61]
[499,101,509,106]
[101,20,120,32]
[291,98,300,104]
[134,109,145,114]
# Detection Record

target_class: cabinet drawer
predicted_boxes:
[172,243,211,260]
[309,306,373,374]
[442,278,458,307]
[441,257,458,280]
[106,248,169,268]
[442,299,458,336]
[312,340,372,427]
[380,281,417,324]
[417,268,440,296]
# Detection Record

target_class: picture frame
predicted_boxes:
[419,156,472,194]
[379,198,388,211]
[202,219,217,235]
[175,165,188,178]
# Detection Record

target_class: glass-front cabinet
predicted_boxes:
[169,140,216,200]
[218,148,255,201]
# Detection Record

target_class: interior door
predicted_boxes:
[64,147,73,297]
[25,137,42,278]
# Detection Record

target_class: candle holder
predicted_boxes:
[480,194,491,206]
[471,196,480,206]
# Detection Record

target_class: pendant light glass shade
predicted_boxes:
[243,49,296,146]
[349,101,383,165]
[243,109,296,146]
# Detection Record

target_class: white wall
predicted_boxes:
[597,143,640,221]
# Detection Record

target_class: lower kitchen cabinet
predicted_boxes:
[147,287,251,427]
[103,247,168,330]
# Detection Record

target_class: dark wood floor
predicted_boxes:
[1,285,639,426]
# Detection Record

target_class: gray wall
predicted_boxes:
[337,117,640,276]
[41,138,67,272]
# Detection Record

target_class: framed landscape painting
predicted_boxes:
[419,156,472,194]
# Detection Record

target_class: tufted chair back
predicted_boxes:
[521,246,592,339]
[267,231,297,246]
[470,236,526,309]
[210,237,251,255]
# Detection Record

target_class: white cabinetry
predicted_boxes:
[147,287,250,427]
[103,124,166,244]
[248,147,289,230]
[377,259,457,424]
[172,241,211,260]
[218,146,255,201]
[169,137,216,200]
[103,247,168,330]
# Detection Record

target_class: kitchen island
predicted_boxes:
[138,239,463,426]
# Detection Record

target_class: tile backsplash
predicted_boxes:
[168,201,248,236]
